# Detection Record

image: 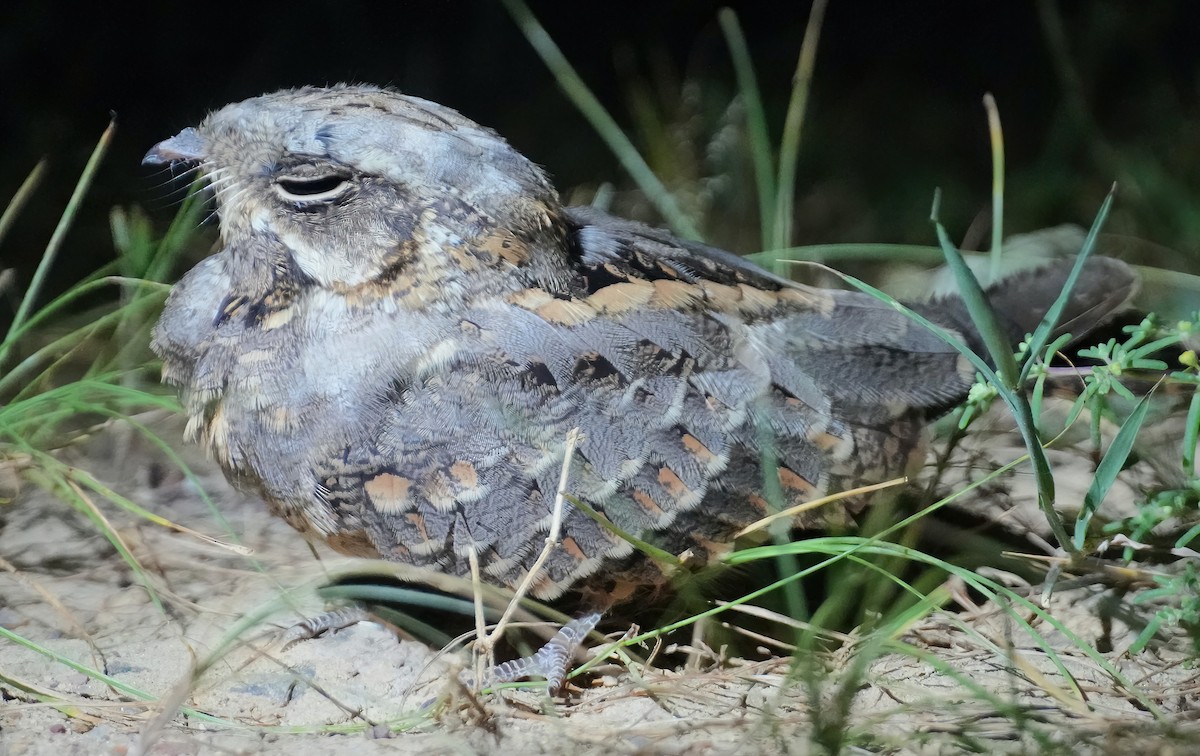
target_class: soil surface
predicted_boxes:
[2,409,1198,755]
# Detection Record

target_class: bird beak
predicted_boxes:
[143,127,207,166]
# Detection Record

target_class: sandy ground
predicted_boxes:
[2,408,1199,755]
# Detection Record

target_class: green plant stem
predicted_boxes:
[0,285,167,399]
[984,93,1004,283]
[930,195,1077,556]
[1073,387,1155,547]
[772,0,828,251]
[931,193,1020,389]
[500,0,701,240]
[1183,386,1200,476]
[1019,186,1116,384]
[2,120,116,368]
[748,243,948,272]
[718,8,776,249]
[0,159,47,252]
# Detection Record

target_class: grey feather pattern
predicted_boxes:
[148,85,1138,602]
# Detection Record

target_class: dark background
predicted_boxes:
[3,1,1200,305]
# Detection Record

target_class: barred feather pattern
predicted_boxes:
[148,85,1136,603]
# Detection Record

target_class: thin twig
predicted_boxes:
[466,547,489,689]
[480,427,582,652]
[734,476,906,538]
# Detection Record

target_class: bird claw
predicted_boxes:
[283,605,602,694]
[279,605,371,651]
[486,611,603,693]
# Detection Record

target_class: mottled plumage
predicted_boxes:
[147,85,1135,607]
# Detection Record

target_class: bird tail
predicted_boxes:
[915,257,1138,357]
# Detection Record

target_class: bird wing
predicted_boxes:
[350,209,976,598]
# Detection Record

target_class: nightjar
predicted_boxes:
[146,85,1135,615]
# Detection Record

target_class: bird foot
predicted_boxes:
[281,607,603,693]
[279,605,371,650]
[485,611,603,692]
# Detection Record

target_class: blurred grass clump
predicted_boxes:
[504,0,1200,727]
[0,120,204,594]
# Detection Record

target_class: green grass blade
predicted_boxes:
[0,626,233,726]
[772,0,828,251]
[1019,186,1117,384]
[316,584,485,645]
[3,119,116,360]
[0,159,47,252]
[144,178,210,283]
[749,243,947,269]
[831,234,1077,555]
[718,8,776,248]
[930,191,1020,389]
[832,269,999,382]
[563,493,684,568]
[623,453,1027,648]
[20,455,164,613]
[732,537,1159,713]
[500,0,701,240]
[984,94,1005,282]
[930,187,1076,552]
[1073,387,1155,548]
[0,274,142,351]
[1,293,166,400]
[1183,380,1200,475]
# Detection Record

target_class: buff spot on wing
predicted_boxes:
[530,573,559,600]
[699,281,741,310]
[807,430,844,452]
[650,279,700,309]
[586,281,655,315]
[324,529,380,558]
[386,272,416,298]
[747,493,770,514]
[459,319,482,337]
[479,230,531,266]
[778,467,817,495]
[450,461,479,490]
[510,286,599,325]
[261,307,295,330]
[561,536,586,562]
[536,298,598,326]
[219,295,247,320]
[632,489,664,516]
[737,283,778,312]
[384,542,412,560]
[448,244,486,271]
[364,472,413,513]
[681,433,716,464]
[422,470,457,510]
[406,512,431,542]
[508,287,555,309]
[657,467,689,499]
[689,533,734,562]
[777,286,835,314]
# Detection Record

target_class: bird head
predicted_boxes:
[145,85,569,298]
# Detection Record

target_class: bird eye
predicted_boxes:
[274,174,352,202]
